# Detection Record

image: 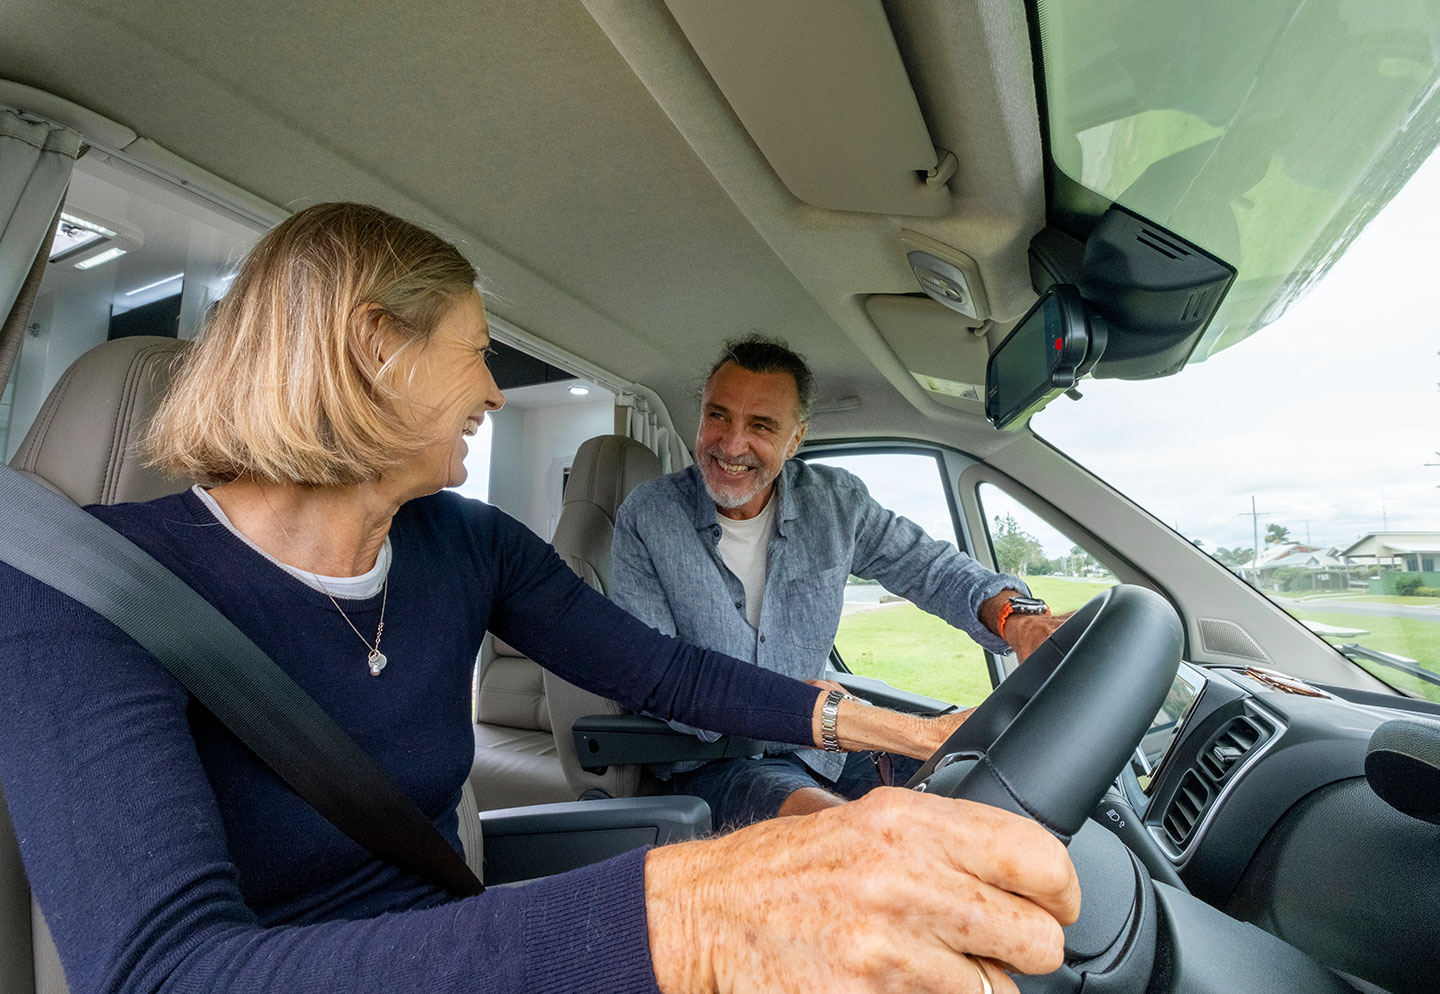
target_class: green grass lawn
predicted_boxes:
[835,576,1440,706]
[834,577,1117,704]
[1278,606,1440,703]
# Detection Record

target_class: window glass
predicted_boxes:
[976,484,1117,623]
[804,450,988,704]
[1034,0,1440,361]
[1035,149,1440,702]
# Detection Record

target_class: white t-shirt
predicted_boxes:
[715,494,777,628]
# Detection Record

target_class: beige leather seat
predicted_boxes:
[468,434,664,807]
[3,335,191,994]
[469,633,575,810]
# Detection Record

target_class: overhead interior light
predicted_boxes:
[124,273,185,296]
[568,385,591,396]
[74,247,128,270]
[50,212,118,262]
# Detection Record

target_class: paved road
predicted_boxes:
[1284,597,1440,624]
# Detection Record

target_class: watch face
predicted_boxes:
[1009,596,1049,614]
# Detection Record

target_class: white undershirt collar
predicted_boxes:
[191,485,390,599]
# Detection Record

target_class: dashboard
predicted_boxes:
[1100,660,1440,994]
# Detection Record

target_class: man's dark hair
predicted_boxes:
[707,334,815,421]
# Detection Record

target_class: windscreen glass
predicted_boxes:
[1036,147,1440,701]
[1033,0,1440,360]
[1033,1,1440,700]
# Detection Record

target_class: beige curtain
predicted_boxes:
[0,110,81,384]
[614,391,688,474]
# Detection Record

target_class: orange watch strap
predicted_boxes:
[996,600,1016,641]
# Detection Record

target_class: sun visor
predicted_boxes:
[662,0,953,216]
[865,294,988,414]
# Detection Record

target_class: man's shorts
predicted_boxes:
[658,751,922,832]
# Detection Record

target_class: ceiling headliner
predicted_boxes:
[3,0,1044,454]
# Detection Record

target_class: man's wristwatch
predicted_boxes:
[820,689,846,752]
[996,595,1050,641]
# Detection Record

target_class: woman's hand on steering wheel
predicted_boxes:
[645,788,1080,994]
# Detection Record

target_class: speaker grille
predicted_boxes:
[1198,617,1268,661]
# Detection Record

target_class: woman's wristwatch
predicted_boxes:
[996,595,1050,642]
[820,689,846,752]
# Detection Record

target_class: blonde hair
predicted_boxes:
[147,203,478,486]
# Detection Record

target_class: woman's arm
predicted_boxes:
[487,510,975,758]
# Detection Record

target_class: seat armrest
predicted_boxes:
[476,795,711,885]
[829,671,951,713]
[571,713,764,771]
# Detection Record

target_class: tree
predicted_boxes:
[1215,546,1255,567]
[992,514,1045,576]
[1265,523,1291,545]
[1067,544,1098,575]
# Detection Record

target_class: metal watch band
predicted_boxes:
[821,688,845,752]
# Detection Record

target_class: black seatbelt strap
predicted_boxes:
[0,465,482,896]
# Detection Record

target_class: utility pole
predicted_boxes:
[1239,496,1272,574]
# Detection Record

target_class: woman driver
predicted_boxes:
[0,203,1077,994]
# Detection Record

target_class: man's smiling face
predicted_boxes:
[694,361,807,520]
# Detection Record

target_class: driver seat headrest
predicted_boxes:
[9,335,192,506]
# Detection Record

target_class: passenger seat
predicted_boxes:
[468,434,663,806]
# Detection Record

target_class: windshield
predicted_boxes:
[1034,0,1440,359]
[1036,145,1440,700]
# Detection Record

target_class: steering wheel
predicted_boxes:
[911,585,1182,992]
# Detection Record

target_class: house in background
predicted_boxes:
[1242,543,1357,591]
[1342,532,1440,593]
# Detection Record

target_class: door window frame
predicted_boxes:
[797,438,996,685]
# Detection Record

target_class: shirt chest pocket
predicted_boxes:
[783,563,847,651]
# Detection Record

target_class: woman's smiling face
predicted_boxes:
[390,289,505,496]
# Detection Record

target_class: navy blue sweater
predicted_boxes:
[0,489,819,993]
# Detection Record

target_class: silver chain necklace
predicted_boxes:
[320,578,390,676]
[258,489,392,676]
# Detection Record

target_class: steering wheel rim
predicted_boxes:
[912,584,1182,842]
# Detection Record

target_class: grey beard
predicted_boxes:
[700,462,771,509]
[706,482,758,508]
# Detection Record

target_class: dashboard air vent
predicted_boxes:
[1198,716,1266,780]
[1162,770,1214,847]
[1158,712,1276,851]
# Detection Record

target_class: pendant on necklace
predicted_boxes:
[368,650,388,676]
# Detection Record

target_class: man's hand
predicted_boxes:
[645,789,1080,994]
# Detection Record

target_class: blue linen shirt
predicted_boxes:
[611,459,1029,781]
